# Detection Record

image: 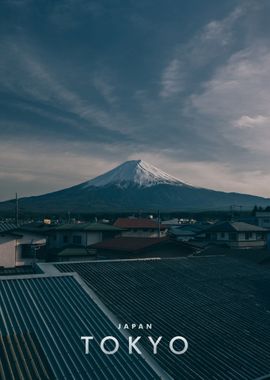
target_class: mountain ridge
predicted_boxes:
[0,160,269,213]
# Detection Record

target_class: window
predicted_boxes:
[21,244,34,258]
[256,233,264,240]
[63,235,68,244]
[220,232,225,238]
[245,232,253,240]
[229,233,237,241]
[72,235,82,245]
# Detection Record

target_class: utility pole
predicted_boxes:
[158,209,161,238]
[15,193,19,227]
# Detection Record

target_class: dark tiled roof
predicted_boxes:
[57,246,95,257]
[90,237,168,252]
[114,218,166,230]
[0,222,17,233]
[0,275,159,380]
[56,257,270,380]
[205,221,267,233]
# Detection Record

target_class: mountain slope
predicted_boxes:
[0,160,269,213]
[84,160,187,188]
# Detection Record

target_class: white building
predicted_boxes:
[204,221,267,248]
[48,222,123,249]
[0,225,46,268]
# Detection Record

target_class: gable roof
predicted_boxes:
[205,221,268,233]
[114,218,166,230]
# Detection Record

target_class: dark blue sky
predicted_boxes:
[1,0,270,200]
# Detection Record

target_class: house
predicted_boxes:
[90,236,194,259]
[48,222,123,249]
[256,211,270,229]
[0,223,47,268]
[204,221,267,248]
[168,223,211,242]
[113,217,166,238]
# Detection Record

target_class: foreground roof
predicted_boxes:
[0,275,160,380]
[91,237,168,252]
[205,221,268,233]
[114,218,166,230]
[56,257,270,380]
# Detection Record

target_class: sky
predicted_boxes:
[1,0,270,200]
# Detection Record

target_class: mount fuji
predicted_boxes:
[0,160,269,213]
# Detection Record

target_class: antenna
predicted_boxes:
[158,209,161,238]
[15,193,19,227]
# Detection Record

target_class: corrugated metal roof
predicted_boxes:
[56,257,270,380]
[0,275,159,380]
[0,222,17,233]
[0,331,55,379]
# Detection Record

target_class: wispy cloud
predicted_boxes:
[0,37,130,136]
[1,0,270,199]
[234,115,270,129]
[159,58,184,98]
[159,5,246,99]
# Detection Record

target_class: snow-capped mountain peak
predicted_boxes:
[84,160,187,188]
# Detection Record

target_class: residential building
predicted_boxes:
[204,221,267,248]
[113,217,166,238]
[48,222,123,249]
[0,223,46,268]
[168,223,211,242]
[256,211,270,229]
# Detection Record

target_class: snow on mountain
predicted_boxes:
[84,160,187,188]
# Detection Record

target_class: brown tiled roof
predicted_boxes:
[114,218,166,230]
[90,236,168,252]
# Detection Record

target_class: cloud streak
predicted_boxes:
[1,0,270,199]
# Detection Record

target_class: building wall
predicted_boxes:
[0,236,16,267]
[52,231,102,248]
[16,233,47,266]
[0,233,46,268]
[209,231,266,248]
[229,240,266,248]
